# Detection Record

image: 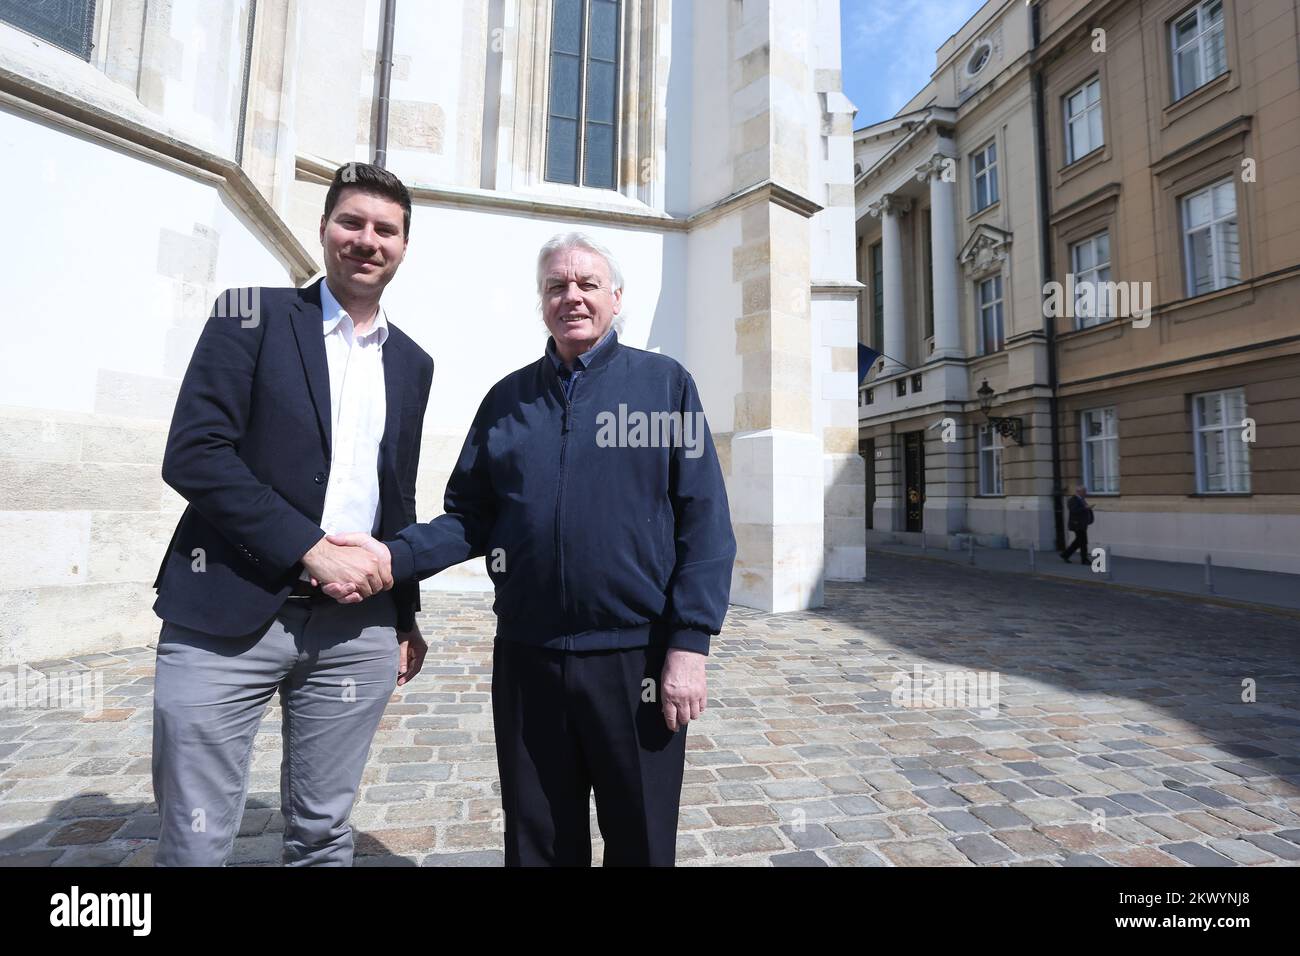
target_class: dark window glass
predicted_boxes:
[870,242,884,350]
[546,0,620,189]
[1,0,96,59]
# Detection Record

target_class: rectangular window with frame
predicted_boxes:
[978,425,1003,496]
[1064,77,1103,163]
[1070,231,1112,327]
[1193,388,1250,493]
[0,0,96,59]
[977,274,1004,354]
[1181,177,1239,297]
[1171,0,1227,101]
[1080,406,1120,494]
[545,0,620,189]
[870,241,884,351]
[971,141,998,211]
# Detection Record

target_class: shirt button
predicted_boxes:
[314,472,327,484]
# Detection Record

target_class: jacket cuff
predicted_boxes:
[387,538,415,584]
[668,628,711,656]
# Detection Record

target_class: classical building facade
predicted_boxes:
[0,0,863,663]
[855,0,1299,574]
[1037,0,1300,573]
[854,0,1055,551]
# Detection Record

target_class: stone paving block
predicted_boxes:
[1160,842,1237,866]
[771,850,828,866]
[951,833,1014,864]
[1239,833,1300,861]
[878,839,972,866]
[823,844,888,866]
[703,827,786,857]
[779,823,836,850]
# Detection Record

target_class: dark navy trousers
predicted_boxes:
[490,639,687,866]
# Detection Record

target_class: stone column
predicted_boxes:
[916,154,962,361]
[867,194,910,375]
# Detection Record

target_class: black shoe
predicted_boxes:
[1060,552,1070,563]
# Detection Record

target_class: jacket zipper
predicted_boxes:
[555,377,573,619]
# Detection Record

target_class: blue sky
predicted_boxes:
[840,0,990,130]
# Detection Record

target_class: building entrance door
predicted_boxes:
[903,431,925,533]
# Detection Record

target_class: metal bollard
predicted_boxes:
[1028,544,1036,572]
[967,537,976,566]
[1204,553,1214,594]
[920,533,927,552]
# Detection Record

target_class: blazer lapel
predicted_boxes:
[379,336,404,470]
[289,279,332,454]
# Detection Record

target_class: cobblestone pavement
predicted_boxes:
[2,559,1298,867]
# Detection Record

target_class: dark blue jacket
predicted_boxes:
[154,279,433,636]
[386,332,735,654]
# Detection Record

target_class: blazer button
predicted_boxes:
[314,472,326,484]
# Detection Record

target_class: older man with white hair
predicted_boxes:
[323,232,736,866]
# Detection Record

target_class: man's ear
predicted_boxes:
[612,287,623,314]
[319,214,326,247]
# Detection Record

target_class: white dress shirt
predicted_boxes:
[317,279,388,538]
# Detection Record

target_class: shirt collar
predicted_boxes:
[546,326,615,372]
[320,278,389,346]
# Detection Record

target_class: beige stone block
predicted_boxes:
[732,148,769,191]
[88,512,177,584]
[0,582,160,665]
[740,200,769,241]
[0,512,91,587]
[0,462,165,512]
[81,423,167,464]
[713,432,733,477]
[389,100,446,153]
[770,314,811,354]
[741,277,772,314]
[731,238,771,281]
[822,426,859,455]
[770,394,811,433]
[735,312,772,355]
[0,417,82,462]
[740,112,769,153]
[733,392,772,432]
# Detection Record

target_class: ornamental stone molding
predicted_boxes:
[959,223,1013,277]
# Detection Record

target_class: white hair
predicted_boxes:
[536,232,625,295]
[535,231,626,333]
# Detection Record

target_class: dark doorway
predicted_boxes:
[862,438,876,530]
[903,431,925,533]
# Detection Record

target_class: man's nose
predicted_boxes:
[564,282,584,303]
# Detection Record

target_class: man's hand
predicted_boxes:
[396,624,428,687]
[660,647,707,732]
[301,536,389,600]
[315,532,393,603]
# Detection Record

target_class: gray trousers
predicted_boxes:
[151,595,398,866]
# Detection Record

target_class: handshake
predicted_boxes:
[300,532,391,603]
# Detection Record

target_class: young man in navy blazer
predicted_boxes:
[151,163,433,865]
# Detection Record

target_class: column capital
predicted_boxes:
[914,153,957,184]
[867,193,911,219]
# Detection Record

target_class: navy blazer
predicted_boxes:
[153,278,434,636]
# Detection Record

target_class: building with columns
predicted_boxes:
[855,0,1299,574]
[0,0,863,663]
[854,1,1055,550]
